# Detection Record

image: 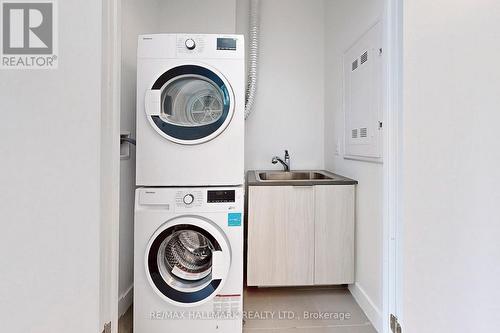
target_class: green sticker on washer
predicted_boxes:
[228,213,242,227]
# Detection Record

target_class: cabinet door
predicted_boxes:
[314,185,355,284]
[247,186,315,286]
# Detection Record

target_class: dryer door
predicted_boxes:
[144,65,235,145]
[145,216,231,307]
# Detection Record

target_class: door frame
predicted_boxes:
[100,0,121,332]
[382,0,403,331]
[100,0,405,331]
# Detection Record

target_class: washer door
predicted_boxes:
[145,216,231,307]
[144,65,234,145]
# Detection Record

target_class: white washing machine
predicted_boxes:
[136,34,245,186]
[134,187,244,333]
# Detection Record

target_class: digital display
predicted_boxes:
[217,38,237,51]
[207,190,235,203]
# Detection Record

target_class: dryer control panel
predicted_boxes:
[176,35,206,54]
[176,34,244,59]
[138,34,244,60]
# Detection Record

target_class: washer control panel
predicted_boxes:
[175,189,236,207]
[175,190,203,208]
[207,190,235,203]
[183,194,195,205]
[185,38,196,50]
[139,187,243,213]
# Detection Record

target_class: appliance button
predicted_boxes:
[185,38,196,50]
[183,194,195,205]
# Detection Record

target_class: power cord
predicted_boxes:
[120,137,136,145]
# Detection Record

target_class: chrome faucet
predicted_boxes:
[272,150,290,171]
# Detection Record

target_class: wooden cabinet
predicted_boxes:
[247,185,355,286]
[247,186,315,286]
[314,185,355,284]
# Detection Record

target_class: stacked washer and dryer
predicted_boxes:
[134,34,245,333]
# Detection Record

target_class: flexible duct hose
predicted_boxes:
[244,0,260,119]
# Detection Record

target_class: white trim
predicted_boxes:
[100,0,121,332]
[118,285,133,318]
[349,283,383,332]
[382,0,403,332]
[344,155,383,164]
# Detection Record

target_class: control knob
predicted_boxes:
[183,194,194,205]
[185,38,196,50]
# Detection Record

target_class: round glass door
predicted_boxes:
[158,229,214,290]
[146,65,234,144]
[146,219,230,307]
[161,75,224,127]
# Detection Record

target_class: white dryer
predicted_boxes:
[136,34,245,186]
[134,187,244,333]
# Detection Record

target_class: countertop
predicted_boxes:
[246,170,358,186]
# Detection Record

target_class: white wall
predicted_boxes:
[119,0,163,316]
[237,0,325,171]
[158,0,236,33]
[0,1,103,332]
[324,0,384,330]
[402,1,500,332]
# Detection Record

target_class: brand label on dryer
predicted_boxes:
[228,213,242,227]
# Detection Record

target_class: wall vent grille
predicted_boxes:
[352,59,358,71]
[360,127,368,138]
[352,129,358,138]
[361,51,368,64]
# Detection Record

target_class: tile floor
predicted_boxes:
[118,287,376,333]
[118,306,132,333]
[243,287,376,333]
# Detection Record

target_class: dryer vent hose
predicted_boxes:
[244,0,260,120]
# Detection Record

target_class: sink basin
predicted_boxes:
[249,170,357,186]
[257,171,334,181]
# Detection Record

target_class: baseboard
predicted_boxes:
[118,285,133,318]
[348,283,383,332]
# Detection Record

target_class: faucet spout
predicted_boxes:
[271,150,291,171]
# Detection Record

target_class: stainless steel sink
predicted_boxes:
[256,171,334,182]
